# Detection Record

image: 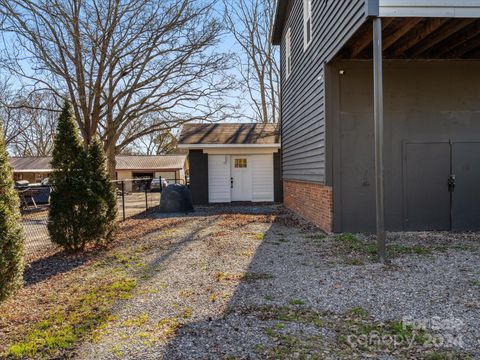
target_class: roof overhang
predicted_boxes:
[13,169,52,173]
[271,0,289,45]
[378,1,480,18]
[178,144,281,149]
[116,168,182,172]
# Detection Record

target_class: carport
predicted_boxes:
[326,4,480,257]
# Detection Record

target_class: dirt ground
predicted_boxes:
[2,205,479,359]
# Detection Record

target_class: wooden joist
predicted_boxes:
[444,33,480,58]
[389,18,448,57]
[429,20,480,57]
[382,18,422,51]
[350,18,394,58]
[407,19,477,57]
[342,17,480,60]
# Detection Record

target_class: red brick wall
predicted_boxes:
[283,180,333,233]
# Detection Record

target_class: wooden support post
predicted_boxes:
[373,17,386,262]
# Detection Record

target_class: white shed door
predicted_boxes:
[251,154,274,202]
[208,155,231,203]
[231,156,252,201]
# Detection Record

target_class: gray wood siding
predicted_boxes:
[280,0,367,183]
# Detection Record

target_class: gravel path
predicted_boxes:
[75,206,480,359]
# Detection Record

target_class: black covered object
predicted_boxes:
[159,184,194,213]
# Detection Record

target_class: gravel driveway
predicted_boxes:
[75,205,480,360]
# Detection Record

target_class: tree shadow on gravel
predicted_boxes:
[159,212,326,359]
[24,251,93,286]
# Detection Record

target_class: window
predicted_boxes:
[286,27,292,79]
[234,158,247,168]
[303,0,312,50]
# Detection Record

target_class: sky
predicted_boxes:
[0,0,278,154]
[0,0,263,122]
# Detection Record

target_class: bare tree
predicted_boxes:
[0,0,234,175]
[0,78,28,146]
[8,92,59,157]
[126,130,180,156]
[223,0,280,123]
[0,77,59,156]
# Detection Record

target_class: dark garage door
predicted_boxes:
[405,141,480,231]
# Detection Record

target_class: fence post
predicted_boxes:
[159,176,162,206]
[145,180,148,210]
[121,181,126,221]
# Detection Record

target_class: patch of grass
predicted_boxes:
[346,258,364,266]
[5,277,137,358]
[348,307,369,318]
[288,299,305,306]
[335,233,432,262]
[215,272,243,282]
[180,307,193,319]
[391,245,431,256]
[122,313,149,327]
[255,233,265,241]
[248,304,440,359]
[305,233,326,243]
[262,329,324,359]
[243,272,273,283]
[471,280,480,286]
[157,317,181,339]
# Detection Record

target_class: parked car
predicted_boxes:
[150,178,169,192]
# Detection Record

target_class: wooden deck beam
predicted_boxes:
[390,18,448,57]
[408,19,477,58]
[382,18,422,51]
[350,18,394,58]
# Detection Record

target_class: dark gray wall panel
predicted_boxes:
[188,150,209,205]
[280,0,367,184]
[334,60,480,232]
[404,143,451,231]
[274,151,284,202]
[452,142,480,231]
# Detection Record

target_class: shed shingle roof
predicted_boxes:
[178,123,280,145]
[10,155,186,172]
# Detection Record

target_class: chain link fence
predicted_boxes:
[20,177,182,258]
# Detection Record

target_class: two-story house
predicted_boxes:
[272,1,480,235]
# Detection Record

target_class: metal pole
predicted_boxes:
[373,17,386,262]
[121,181,126,221]
[145,180,148,210]
[159,176,162,205]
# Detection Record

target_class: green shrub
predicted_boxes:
[48,102,91,251]
[0,124,25,302]
[48,102,118,251]
[84,137,117,244]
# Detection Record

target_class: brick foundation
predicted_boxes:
[283,180,333,233]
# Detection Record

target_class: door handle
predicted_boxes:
[230,177,233,189]
[448,174,456,192]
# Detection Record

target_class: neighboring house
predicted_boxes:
[10,155,187,192]
[178,123,282,204]
[114,155,187,187]
[272,1,480,232]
